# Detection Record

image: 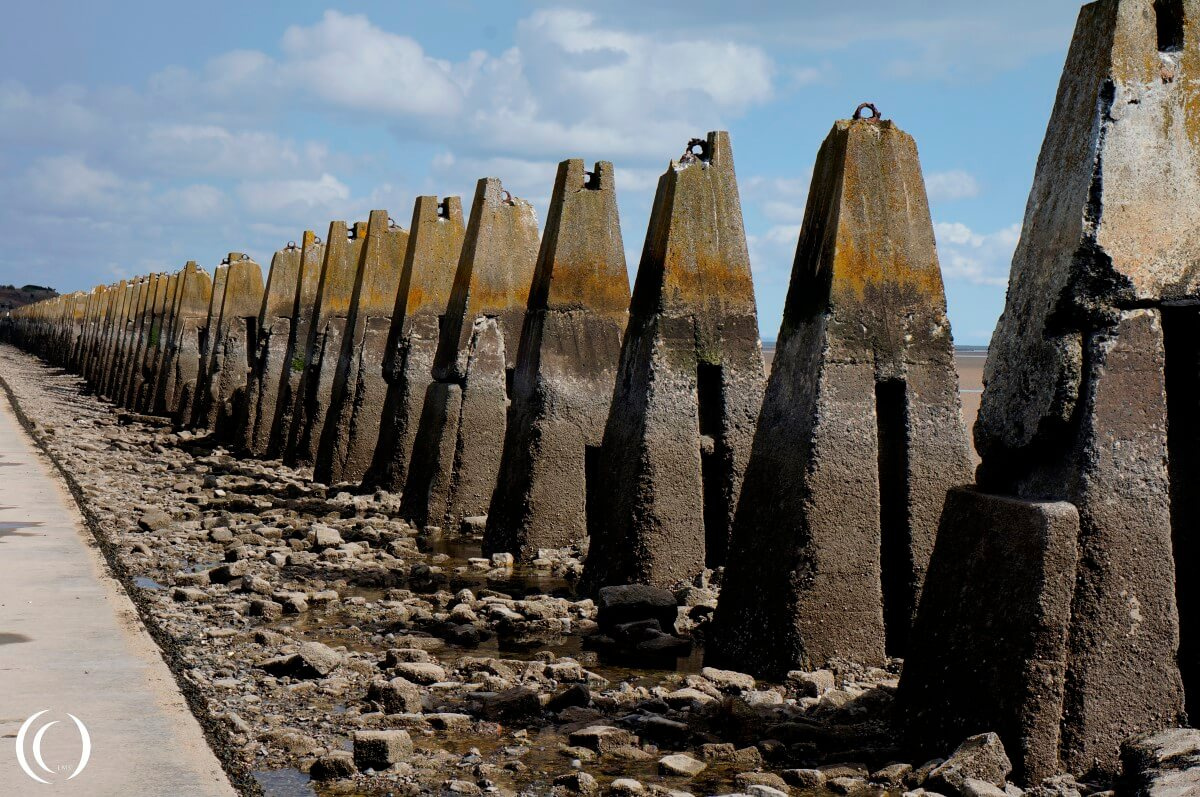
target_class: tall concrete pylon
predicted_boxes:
[364,197,465,494]
[183,264,228,428]
[138,272,177,413]
[400,179,540,529]
[202,254,264,437]
[899,0,1194,782]
[286,221,367,466]
[708,109,973,678]
[483,160,630,560]
[267,231,325,458]
[126,272,169,410]
[315,210,409,484]
[239,241,302,457]
[583,132,765,591]
[159,262,212,421]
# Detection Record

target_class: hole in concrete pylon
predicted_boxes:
[584,444,601,538]
[697,362,731,568]
[1163,306,1200,723]
[876,377,913,659]
[244,316,257,368]
[1156,0,1186,52]
[504,367,515,401]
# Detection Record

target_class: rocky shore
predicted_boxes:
[0,344,1146,796]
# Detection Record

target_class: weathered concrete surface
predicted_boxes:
[116,274,153,408]
[316,210,408,484]
[239,241,302,457]
[286,221,366,467]
[365,196,465,493]
[78,284,109,385]
[402,179,540,528]
[100,279,137,400]
[709,115,973,675]
[186,264,228,428]
[484,160,630,560]
[160,263,212,422]
[200,255,264,437]
[0,383,235,795]
[127,272,169,411]
[268,231,325,459]
[914,0,1191,779]
[583,132,765,591]
[897,488,1079,786]
[138,272,176,413]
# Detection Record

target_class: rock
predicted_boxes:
[171,586,208,603]
[479,687,541,721]
[928,734,1012,795]
[828,776,867,795]
[1121,728,1200,797]
[734,773,790,792]
[659,754,705,777]
[310,525,343,550]
[259,641,342,678]
[786,669,836,697]
[701,666,756,694]
[391,661,446,684]
[310,750,356,781]
[554,772,599,794]
[206,561,246,584]
[249,599,283,620]
[549,684,592,712]
[596,585,678,632]
[608,779,645,795]
[783,769,825,789]
[353,729,413,771]
[871,763,913,787]
[569,725,636,755]
[369,677,423,714]
[747,787,790,797]
[961,780,1007,797]
[138,509,172,531]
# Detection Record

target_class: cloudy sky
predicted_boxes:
[0,1,1084,344]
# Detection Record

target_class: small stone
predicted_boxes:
[391,661,446,684]
[171,586,208,602]
[569,725,636,755]
[783,769,825,789]
[786,668,836,697]
[871,763,914,787]
[369,677,423,714]
[353,729,413,771]
[596,584,678,632]
[928,733,1013,794]
[310,750,356,781]
[554,771,599,794]
[206,561,246,584]
[249,599,283,620]
[479,687,541,721]
[138,509,172,531]
[746,786,789,797]
[608,778,645,795]
[659,753,705,777]
[961,780,1007,797]
[701,666,755,693]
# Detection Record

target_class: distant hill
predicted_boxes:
[0,284,58,312]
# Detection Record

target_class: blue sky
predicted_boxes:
[0,1,1085,344]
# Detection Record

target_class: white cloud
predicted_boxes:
[143,124,328,177]
[161,184,224,218]
[26,154,134,210]
[236,173,350,216]
[934,221,1019,286]
[926,169,980,201]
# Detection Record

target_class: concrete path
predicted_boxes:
[0,389,235,794]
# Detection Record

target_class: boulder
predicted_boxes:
[596,585,678,632]
[353,729,413,771]
[928,734,1012,795]
[659,753,705,777]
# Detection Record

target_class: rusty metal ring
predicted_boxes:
[287,240,297,250]
[220,257,230,265]
[500,189,514,204]
[853,102,881,121]
[388,216,398,229]
[314,236,322,244]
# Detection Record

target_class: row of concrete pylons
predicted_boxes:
[8,0,1199,782]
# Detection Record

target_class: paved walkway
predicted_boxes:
[0,388,235,794]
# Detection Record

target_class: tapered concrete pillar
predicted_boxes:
[484,160,630,560]
[183,264,227,428]
[899,0,1193,780]
[286,221,367,466]
[268,231,325,458]
[201,254,264,437]
[708,112,973,677]
[78,284,109,383]
[126,273,169,410]
[240,241,302,456]
[160,262,212,421]
[401,179,540,528]
[583,132,765,591]
[364,197,466,494]
[141,272,179,413]
[101,280,137,399]
[316,210,409,484]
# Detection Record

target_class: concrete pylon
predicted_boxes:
[117,274,154,407]
[401,179,540,529]
[104,278,142,400]
[184,264,228,428]
[364,197,466,494]
[583,132,765,591]
[126,273,169,410]
[201,254,264,437]
[899,0,1193,781]
[239,241,303,457]
[315,210,409,484]
[708,111,973,677]
[160,262,212,421]
[78,285,108,380]
[286,221,367,466]
[268,231,325,458]
[483,160,630,560]
[142,272,180,413]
